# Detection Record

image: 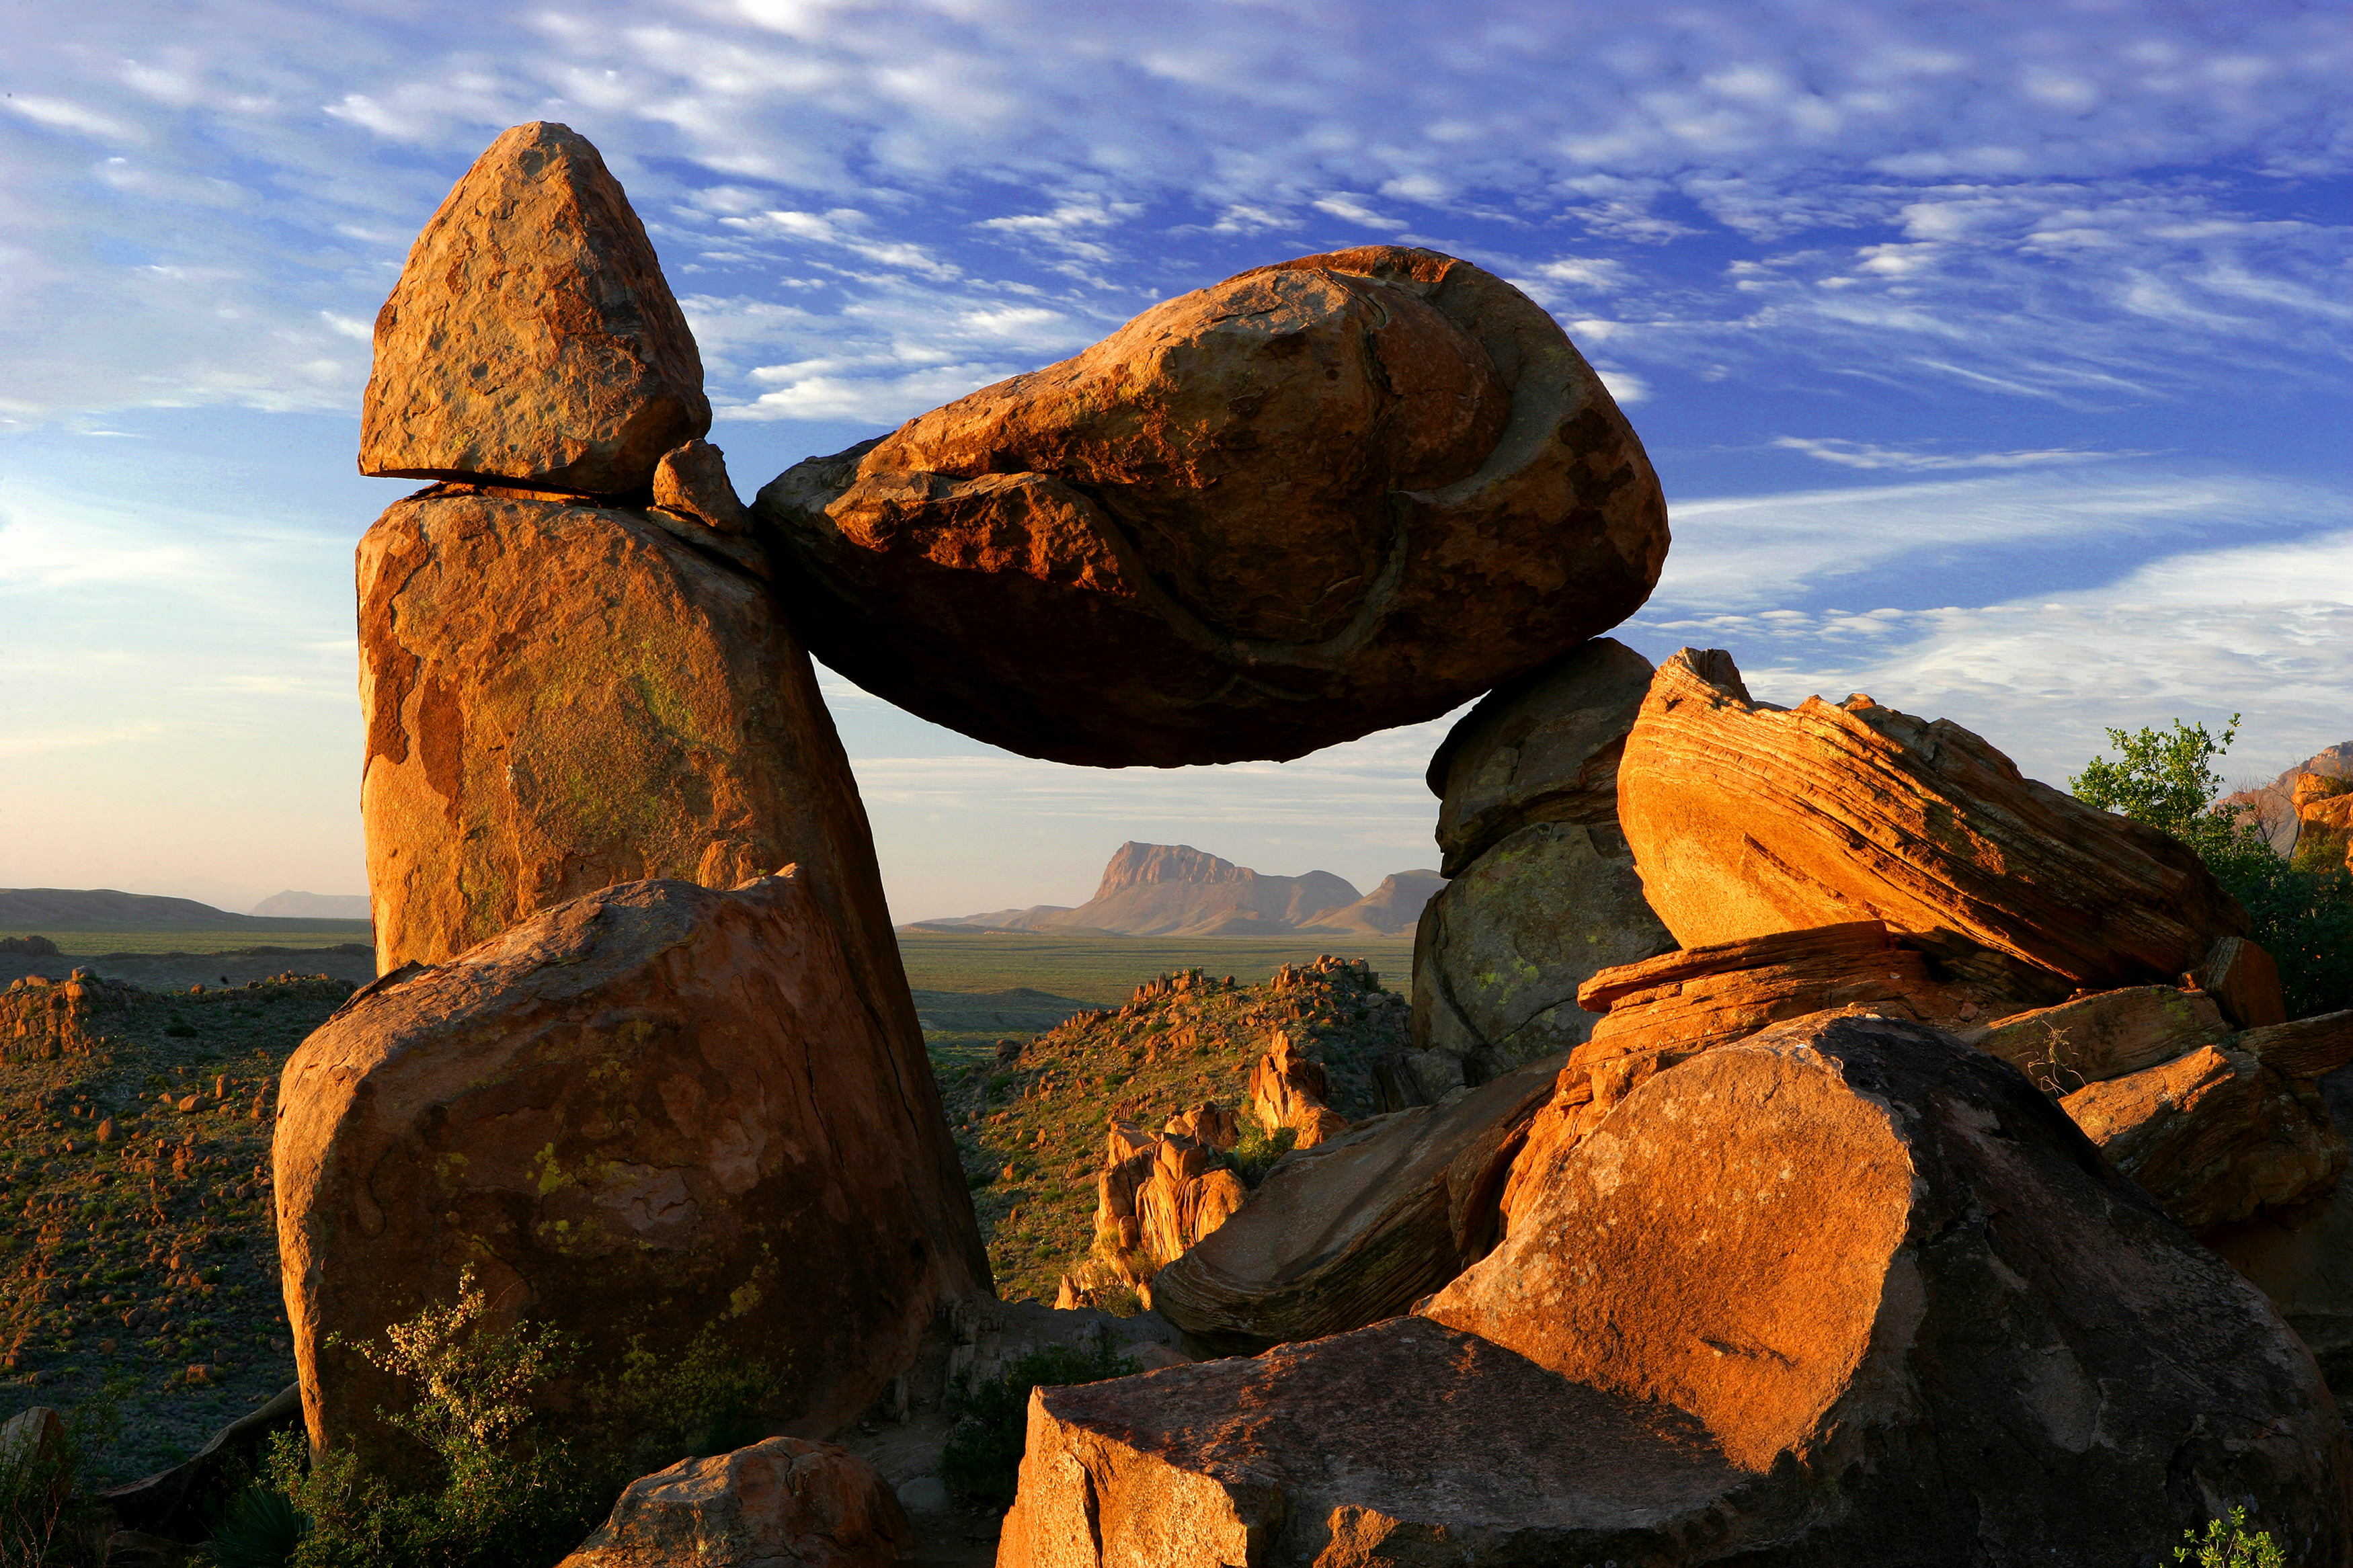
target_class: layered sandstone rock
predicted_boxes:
[1969,985,2232,1091]
[1412,640,1674,1086]
[275,873,986,1472]
[2193,935,2289,1029]
[755,247,1669,767]
[357,487,906,1050]
[1571,921,1962,1063]
[1619,649,2246,991]
[1145,1058,1557,1352]
[1246,1033,1351,1149]
[2061,1044,2347,1230]
[1004,1013,2350,1566]
[361,123,709,494]
[2242,1009,2353,1079]
[555,1437,910,1568]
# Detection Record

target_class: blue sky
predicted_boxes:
[3,0,2347,921]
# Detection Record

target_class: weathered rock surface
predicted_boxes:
[2194,934,2289,1029]
[360,122,709,494]
[1145,1057,1557,1352]
[754,246,1668,767]
[1619,649,2247,991]
[1090,1120,1248,1278]
[2061,1044,2347,1229]
[275,872,986,1472]
[2242,1009,2353,1079]
[358,488,903,1053]
[1425,636,1658,876]
[652,440,752,534]
[2,970,134,1063]
[1969,985,2231,1091]
[2211,1067,2353,1416]
[1419,1013,2350,1563]
[1248,1032,1349,1147]
[554,1436,910,1568]
[1412,823,1675,1086]
[1572,920,1962,1063]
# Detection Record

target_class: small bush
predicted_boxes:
[2176,1505,2285,1567]
[940,1327,1138,1510]
[1228,1119,1297,1187]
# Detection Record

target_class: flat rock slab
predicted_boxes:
[1146,1057,1558,1351]
[361,122,709,493]
[1618,649,2246,991]
[755,246,1667,767]
[274,872,986,1473]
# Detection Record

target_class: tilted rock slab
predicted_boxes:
[2062,1043,2346,1230]
[361,122,710,494]
[754,246,1668,767]
[358,485,909,1047]
[1620,649,2246,991]
[1146,1057,1557,1353]
[997,1012,2352,1567]
[1967,984,2231,1090]
[275,872,987,1473]
[555,1436,910,1568]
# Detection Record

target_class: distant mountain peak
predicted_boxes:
[905,843,1439,938]
[1094,842,1256,897]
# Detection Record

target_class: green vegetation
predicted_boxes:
[939,1327,1137,1509]
[897,931,1417,1008]
[2174,1505,2286,1568]
[1,1380,124,1567]
[2073,717,2353,1018]
[0,929,370,958]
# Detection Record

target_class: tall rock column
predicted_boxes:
[1405,638,1675,1096]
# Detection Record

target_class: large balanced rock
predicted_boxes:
[274,872,987,1472]
[1620,649,2246,992]
[555,1437,910,1568]
[1411,639,1675,1086]
[358,487,906,1037]
[1146,1057,1558,1352]
[1000,1012,2352,1566]
[754,247,1668,766]
[361,122,709,494]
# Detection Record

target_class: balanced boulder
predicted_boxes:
[1000,1012,2352,1567]
[1146,1057,1557,1352]
[1619,649,2246,992]
[357,485,906,1053]
[361,122,709,494]
[274,872,987,1473]
[754,246,1668,766]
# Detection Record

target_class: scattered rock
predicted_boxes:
[1618,649,2247,992]
[276,872,986,1475]
[1146,1057,1558,1352]
[1246,1032,1349,1147]
[2061,1044,2347,1229]
[2194,934,2289,1029]
[2241,1009,2353,1080]
[356,487,910,1075]
[1572,920,1959,1063]
[1086,1120,1247,1280]
[0,934,61,956]
[360,122,709,494]
[755,246,1668,767]
[555,1436,911,1568]
[651,439,751,534]
[1160,1101,1240,1150]
[1968,985,2231,1091]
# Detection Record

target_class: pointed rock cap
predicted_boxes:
[360,122,709,494]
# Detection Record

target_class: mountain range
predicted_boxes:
[0,889,371,930]
[903,842,1445,938]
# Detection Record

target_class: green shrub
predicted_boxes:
[939,1327,1138,1510]
[1228,1119,1297,1187]
[2176,1505,2286,1567]
[2074,718,2353,1018]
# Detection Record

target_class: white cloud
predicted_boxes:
[1769,438,2138,471]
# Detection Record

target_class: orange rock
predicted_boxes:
[1246,1033,1349,1148]
[360,123,709,494]
[1005,1013,2352,1565]
[1571,920,1962,1063]
[2240,1009,2353,1079]
[2061,1044,2346,1229]
[555,1436,910,1568]
[1161,1101,1240,1150]
[1968,985,2231,1092]
[1147,1058,1556,1352]
[650,440,750,534]
[2192,935,2289,1029]
[274,872,987,1474]
[755,246,1667,766]
[1618,649,2245,991]
[1090,1122,1248,1275]
[356,489,910,1076]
